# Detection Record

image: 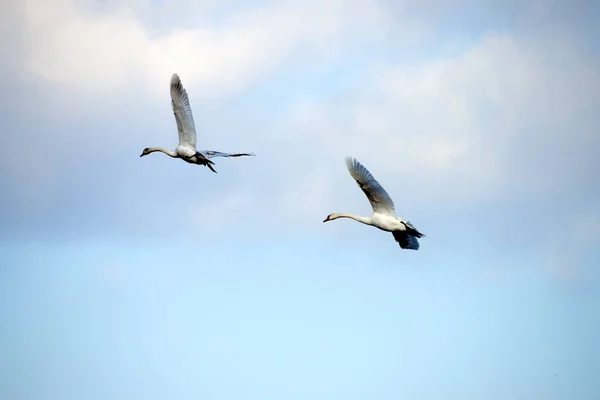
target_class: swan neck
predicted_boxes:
[148,147,178,158]
[331,213,372,225]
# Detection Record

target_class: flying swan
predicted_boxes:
[323,157,425,250]
[140,73,255,173]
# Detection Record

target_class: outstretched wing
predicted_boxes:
[170,73,197,150]
[198,150,256,159]
[392,231,420,250]
[345,156,395,215]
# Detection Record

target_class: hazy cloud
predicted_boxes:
[0,0,598,245]
[18,0,393,98]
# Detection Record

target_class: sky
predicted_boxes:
[0,0,599,399]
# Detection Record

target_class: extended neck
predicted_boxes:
[147,147,178,158]
[329,213,373,226]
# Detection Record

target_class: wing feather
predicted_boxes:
[170,73,197,150]
[345,156,395,215]
[199,150,256,159]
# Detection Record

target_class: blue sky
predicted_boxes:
[1,0,599,399]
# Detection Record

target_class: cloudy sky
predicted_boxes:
[1,0,599,399]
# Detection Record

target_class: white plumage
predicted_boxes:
[140,73,255,173]
[323,157,425,250]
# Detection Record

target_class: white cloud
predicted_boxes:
[19,0,393,99]
[286,33,600,209]
[1,0,598,241]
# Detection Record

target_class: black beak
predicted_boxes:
[322,217,329,223]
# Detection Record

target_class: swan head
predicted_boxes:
[140,148,151,157]
[323,213,336,223]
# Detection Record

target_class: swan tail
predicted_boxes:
[206,162,217,173]
[403,221,425,238]
[392,231,420,250]
[192,152,217,172]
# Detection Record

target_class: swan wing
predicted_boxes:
[198,150,256,159]
[392,231,420,250]
[170,73,197,151]
[345,156,395,215]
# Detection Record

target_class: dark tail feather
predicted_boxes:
[392,231,420,250]
[403,221,425,238]
[195,152,217,173]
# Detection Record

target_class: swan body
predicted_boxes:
[140,73,255,173]
[323,157,424,250]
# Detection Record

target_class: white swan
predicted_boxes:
[140,73,255,173]
[323,156,425,250]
